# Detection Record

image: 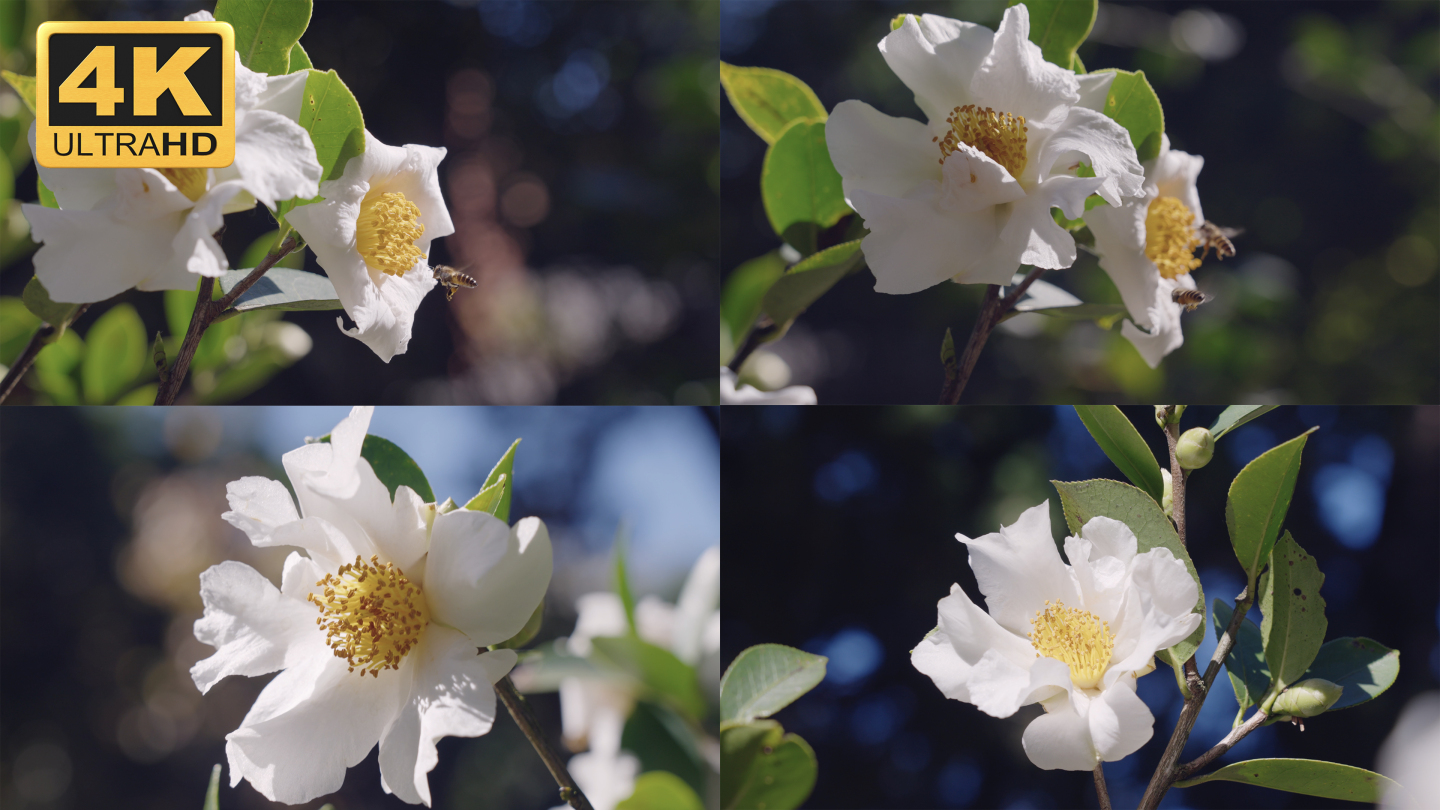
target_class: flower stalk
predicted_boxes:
[939,266,1045,404]
[1093,764,1112,810]
[493,675,596,810]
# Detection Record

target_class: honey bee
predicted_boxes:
[1197,221,1241,262]
[431,264,477,301]
[1171,288,1211,312]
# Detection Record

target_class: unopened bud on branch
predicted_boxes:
[1272,678,1343,718]
[1176,427,1214,470]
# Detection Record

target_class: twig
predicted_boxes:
[1093,763,1112,810]
[939,267,1045,404]
[1163,421,1189,547]
[153,234,299,405]
[1173,708,1269,784]
[494,676,594,810]
[726,318,780,375]
[0,303,91,404]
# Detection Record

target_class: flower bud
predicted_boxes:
[1161,469,1174,517]
[1272,678,1344,718]
[1176,427,1214,470]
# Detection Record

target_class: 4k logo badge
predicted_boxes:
[35,21,235,168]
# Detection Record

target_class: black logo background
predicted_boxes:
[48,33,224,127]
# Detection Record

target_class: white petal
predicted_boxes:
[425,513,553,646]
[936,582,1034,667]
[255,68,309,121]
[1079,517,1139,565]
[1091,679,1154,762]
[1104,548,1203,684]
[959,501,1080,635]
[1119,277,1189,368]
[1037,106,1145,207]
[568,592,630,657]
[826,100,938,200]
[1062,534,1129,626]
[849,187,1001,293]
[221,476,301,543]
[378,628,514,806]
[1150,146,1205,224]
[558,748,640,810]
[282,405,372,502]
[1130,547,1202,627]
[996,179,1090,271]
[969,5,1080,124]
[167,181,245,283]
[1022,691,1099,770]
[190,558,324,694]
[23,201,186,303]
[965,648,1035,718]
[1074,72,1115,112]
[28,123,116,211]
[719,368,818,404]
[938,143,1027,213]
[232,108,322,209]
[911,629,973,703]
[879,14,994,123]
[672,547,719,665]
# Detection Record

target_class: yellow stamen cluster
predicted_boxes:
[1144,196,1203,279]
[356,190,427,277]
[308,554,430,678]
[1029,600,1115,689]
[934,104,1028,179]
[158,167,208,202]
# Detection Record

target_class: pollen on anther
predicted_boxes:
[936,104,1028,179]
[309,554,431,678]
[1145,196,1204,279]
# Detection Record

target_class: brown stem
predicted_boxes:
[1093,763,1112,810]
[494,675,595,810]
[1173,708,1269,784]
[1163,421,1188,547]
[939,267,1045,404]
[153,234,299,405]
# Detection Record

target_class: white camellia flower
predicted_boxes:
[192,406,551,806]
[720,368,817,405]
[22,11,321,303]
[1085,134,1207,367]
[825,5,1145,294]
[285,131,454,362]
[912,502,1201,771]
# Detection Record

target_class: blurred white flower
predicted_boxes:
[825,5,1143,294]
[286,131,455,362]
[913,502,1200,770]
[720,368,817,405]
[549,741,640,810]
[192,406,551,806]
[1378,691,1440,808]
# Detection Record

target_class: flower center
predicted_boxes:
[355,190,427,277]
[157,167,207,203]
[1145,196,1203,279]
[1028,600,1115,689]
[935,105,1028,178]
[308,554,430,678]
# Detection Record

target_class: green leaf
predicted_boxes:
[621,701,708,798]
[215,0,313,77]
[761,119,849,254]
[1209,405,1279,440]
[720,251,786,363]
[1258,532,1327,700]
[116,383,160,405]
[1300,637,1398,712]
[1011,0,1097,70]
[470,438,519,523]
[614,526,639,636]
[720,643,828,730]
[1051,479,1205,672]
[319,433,436,503]
[197,348,294,404]
[590,636,706,720]
[1071,52,1086,73]
[760,239,864,327]
[1092,69,1164,163]
[491,600,544,650]
[81,304,147,404]
[1225,429,1315,586]
[721,720,817,810]
[719,62,827,145]
[217,267,341,314]
[617,771,705,810]
[0,298,40,366]
[22,277,82,330]
[288,41,313,73]
[1,71,35,116]
[277,68,365,222]
[463,475,505,515]
[1073,406,1166,504]
[1173,758,1399,802]
[36,175,58,208]
[202,763,221,810]
[1212,599,1270,714]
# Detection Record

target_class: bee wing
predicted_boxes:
[1218,226,1243,239]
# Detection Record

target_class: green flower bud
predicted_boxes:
[1272,678,1344,718]
[1161,469,1174,517]
[1176,427,1214,470]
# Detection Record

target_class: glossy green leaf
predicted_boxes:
[1052,479,1204,671]
[318,433,435,503]
[1173,758,1399,802]
[719,62,827,145]
[1073,405,1166,504]
[115,383,159,405]
[1301,637,1399,712]
[591,635,706,720]
[617,771,704,810]
[1012,0,1097,70]
[2,71,35,115]
[280,68,364,221]
[217,267,341,314]
[1212,598,1270,714]
[288,41,313,73]
[491,600,544,650]
[1071,52,1086,73]
[1258,532,1327,699]
[463,474,505,516]
[0,298,40,366]
[760,239,863,327]
[215,0,313,77]
[761,119,849,254]
[472,438,519,523]
[1209,405,1279,440]
[203,763,221,810]
[22,277,82,330]
[720,643,828,730]
[1226,429,1315,586]
[1092,69,1164,163]
[621,701,707,798]
[721,720,817,810]
[81,304,147,404]
[36,175,58,208]
[615,525,639,635]
[720,251,786,362]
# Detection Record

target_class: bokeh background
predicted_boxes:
[0,405,720,809]
[721,405,1440,808]
[1,0,720,405]
[721,0,1440,404]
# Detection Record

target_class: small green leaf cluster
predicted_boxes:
[720,644,827,810]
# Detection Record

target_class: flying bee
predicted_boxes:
[1197,221,1242,262]
[431,264,477,302]
[1171,288,1211,312]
